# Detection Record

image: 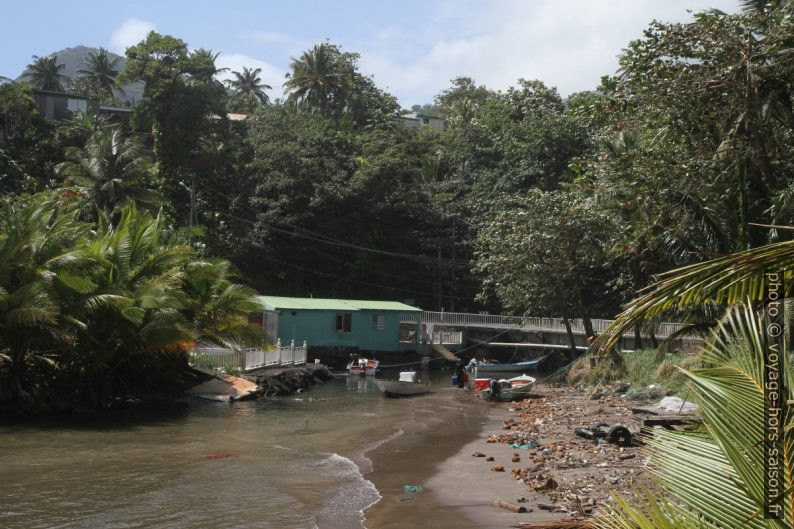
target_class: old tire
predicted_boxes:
[607,425,632,447]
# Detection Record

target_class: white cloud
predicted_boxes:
[215,52,287,98]
[357,0,739,106]
[109,18,157,54]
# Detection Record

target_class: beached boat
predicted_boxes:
[480,374,535,401]
[347,357,379,376]
[375,371,431,397]
[471,356,547,379]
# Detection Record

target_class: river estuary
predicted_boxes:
[0,373,489,529]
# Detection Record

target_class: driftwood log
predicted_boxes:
[494,500,527,513]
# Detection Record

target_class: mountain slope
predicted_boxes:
[17,45,144,103]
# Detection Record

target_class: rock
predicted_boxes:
[612,381,630,393]
[491,464,505,472]
[512,453,521,463]
[657,396,698,413]
[532,477,558,491]
[618,453,636,461]
[486,456,495,461]
[472,451,486,457]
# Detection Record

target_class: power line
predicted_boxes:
[245,248,479,304]
[200,182,473,268]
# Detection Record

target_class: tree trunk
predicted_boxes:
[649,330,659,350]
[633,324,643,351]
[562,316,577,359]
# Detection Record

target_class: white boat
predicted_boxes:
[375,371,431,397]
[347,357,379,376]
[480,374,536,401]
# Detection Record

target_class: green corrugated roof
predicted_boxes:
[257,296,421,312]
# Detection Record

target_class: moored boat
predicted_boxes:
[480,374,535,401]
[375,371,431,397]
[471,356,547,379]
[347,357,379,376]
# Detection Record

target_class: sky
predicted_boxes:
[1,0,739,107]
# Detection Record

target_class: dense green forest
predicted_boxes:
[6,5,794,332]
[3,3,794,409]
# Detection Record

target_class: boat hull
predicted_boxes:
[472,357,546,379]
[347,358,379,376]
[480,375,536,402]
[375,380,431,397]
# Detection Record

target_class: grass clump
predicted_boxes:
[568,349,699,396]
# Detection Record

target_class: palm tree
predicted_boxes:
[0,194,90,404]
[182,258,267,349]
[594,238,794,354]
[21,55,69,91]
[56,124,161,221]
[283,43,352,117]
[76,47,122,100]
[597,300,793,528]
[190,49,228,88]
[226,67,272,112]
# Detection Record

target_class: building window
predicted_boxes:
[67,98,88,113]
[336,313,352,333]
[372,314,385,331]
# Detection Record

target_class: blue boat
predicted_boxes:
[470,356,547,379]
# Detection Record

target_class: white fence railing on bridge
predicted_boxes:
[431,330,463,345]
[421,312,683,338]
[191,340,307,373]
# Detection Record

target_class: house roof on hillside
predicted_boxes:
[257,296,421,312]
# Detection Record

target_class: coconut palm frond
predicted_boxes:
[597,301,793,529]
[595,239,794,354]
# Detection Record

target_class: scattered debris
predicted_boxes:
[476,385,659,523]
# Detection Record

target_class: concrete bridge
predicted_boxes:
[414,311,697,359]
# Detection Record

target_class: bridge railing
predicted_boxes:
[421,312,683,338]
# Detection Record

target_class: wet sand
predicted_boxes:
[363,387,532,528]
[364,384,652,528]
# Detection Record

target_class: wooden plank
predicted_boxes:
[642,415,701,426]
[631,406,661,415]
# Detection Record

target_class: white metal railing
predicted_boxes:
[432,330,463,345]
[421,312,684,338]
[191,340,308,372]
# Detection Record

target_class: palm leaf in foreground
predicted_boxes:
[595,240,794,354]
[596,302,793,528]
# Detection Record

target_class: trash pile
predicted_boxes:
[475,386,656,520]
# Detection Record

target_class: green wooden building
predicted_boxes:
[257,296,422,352]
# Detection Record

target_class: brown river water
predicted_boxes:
[0,372,488,529]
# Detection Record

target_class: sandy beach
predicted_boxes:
[364,384,652,528]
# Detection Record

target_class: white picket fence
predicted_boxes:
[191,340,307,373]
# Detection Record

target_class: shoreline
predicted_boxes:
[362,387,534,528]
[363,384,653,528]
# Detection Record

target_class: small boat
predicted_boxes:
[471,356,547,379]
[347,357,379,376]
[375,371,431,397]
[480,374,535,401]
